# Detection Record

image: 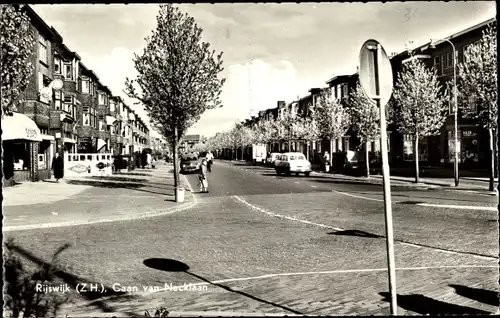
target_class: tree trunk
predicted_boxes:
[414,133,420,183]
[365,141,370,178]
[489,128,495,191]
[329,138,333,168]
[306,141,309,161]
[173,126,180,201]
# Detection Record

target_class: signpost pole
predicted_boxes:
[372,43,398,315]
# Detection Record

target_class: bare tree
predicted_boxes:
[124,4,225,200]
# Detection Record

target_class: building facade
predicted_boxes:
[2,5,151,185]
[235,17,495,171]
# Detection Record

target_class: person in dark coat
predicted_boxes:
[51,152,64,182]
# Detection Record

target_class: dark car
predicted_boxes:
[181,157,199,174]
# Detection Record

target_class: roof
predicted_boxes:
[23,5,56,40]
[326,74,352,85]
[392,17,496,59]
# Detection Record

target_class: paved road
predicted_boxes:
[5,159,498,316]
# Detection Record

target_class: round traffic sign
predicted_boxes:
[51,79,64,90]
[40,87,52,100]
[358,39,393,107]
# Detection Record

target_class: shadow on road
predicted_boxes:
[143,258,303,315]
[379,292,490,315]
[328,229,382,239]
[66,179,173,196]
[449,285,500,307]
[7,242,139,315]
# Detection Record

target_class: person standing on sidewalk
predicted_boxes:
[198,159,209,193]
[51,152,64,183]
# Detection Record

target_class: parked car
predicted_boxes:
[275,152,311,176]
[267,152,281,167]
[180,157,199,174]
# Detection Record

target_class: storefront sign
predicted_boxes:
[25,128,39,139]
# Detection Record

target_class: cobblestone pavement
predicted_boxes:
[6,160,498,317]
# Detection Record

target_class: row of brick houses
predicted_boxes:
[2,5,150,184]
[240,17,495,170]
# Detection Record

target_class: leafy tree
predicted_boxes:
[1,4,34,117]
[125,4,225,200]
[458,22,497,191]
[253,117,279,152]
[390,55,447,183]
[277,108,307,152]
[349,82,380,177]
[310,89,351,165]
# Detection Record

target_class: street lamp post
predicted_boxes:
[430,39,459,187]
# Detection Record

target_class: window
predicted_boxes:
[82,79,90,93]
[336,85,342,99]
[342,84,348,98]
[64,96,73,103]
[433,56,442,75]
[83,113,90,126]
[403,134,414,161]
[445,51,453,68]
[64,64,73,80]
[38,34,48,64]
[82,106,89,113]
[55,100,61,110]
[110,101,115,112]
[98,93,105,105]
[54,57,61,73]
[99,120,104,131]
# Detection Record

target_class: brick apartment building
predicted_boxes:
[1,5,150,185]
[238,17,495,171]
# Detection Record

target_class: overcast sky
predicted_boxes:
[32,2,496,138]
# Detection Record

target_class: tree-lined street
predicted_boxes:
[4,160,498,316]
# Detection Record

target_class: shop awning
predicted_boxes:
[1,112,42,142]
[97,138,106,151]
[106,115,116,126]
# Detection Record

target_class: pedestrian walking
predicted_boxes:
[323,151,330,173]
[198,158,209,193]
[51,152,64,183]
[206,151,214,172]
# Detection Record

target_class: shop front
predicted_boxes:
[2,112,43,186]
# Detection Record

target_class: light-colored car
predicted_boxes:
[275,152,311,176]
[266,152,281,167]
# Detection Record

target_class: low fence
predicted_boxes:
[64,153,113,177]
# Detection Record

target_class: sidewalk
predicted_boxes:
[310,168,499,195]
[3,162,196,231]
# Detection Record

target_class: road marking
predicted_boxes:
[310,185,317,188]
[233,195,342,231]
[416,203,497,211]
[294,181,300,184]
[332,190,385,202]
[137,264,498,297]
[232,196,497,261]
[4,176,198,232]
